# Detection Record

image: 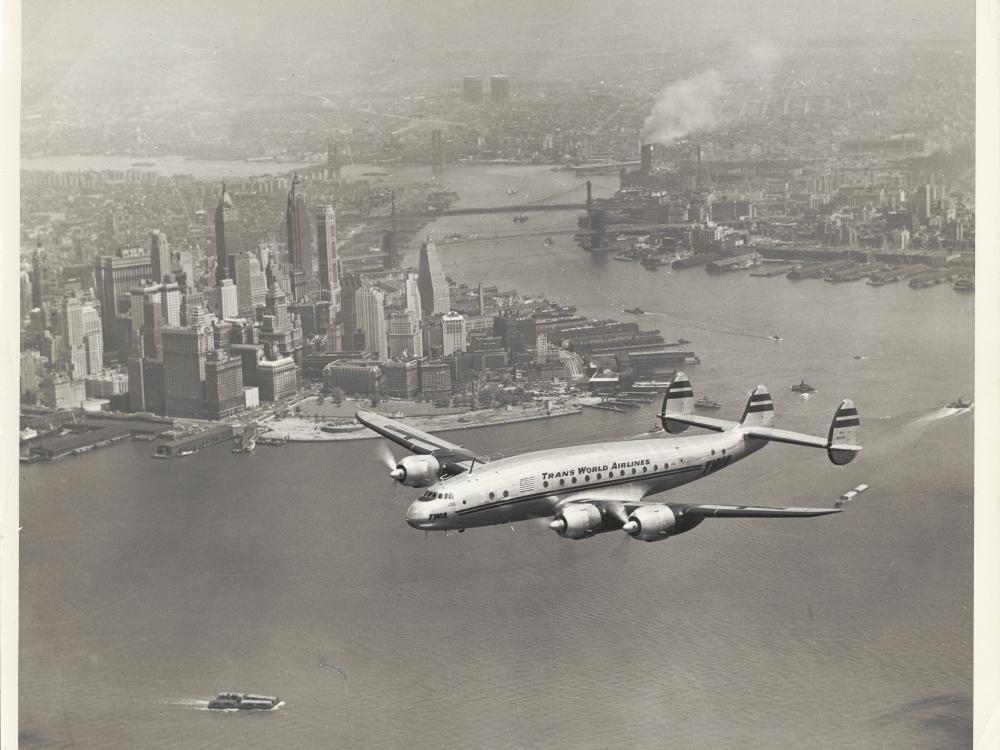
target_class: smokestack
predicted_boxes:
[640,144,653,175]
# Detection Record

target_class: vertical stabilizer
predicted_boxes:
[827,399,861,465]
[739,385,775,428]
[660,372,694,433]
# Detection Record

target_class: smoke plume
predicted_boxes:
[641,69,724,146]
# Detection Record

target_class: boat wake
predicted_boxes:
[918,405,974,423]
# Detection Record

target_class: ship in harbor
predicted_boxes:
[207,692,280,711]
[232,423,260,454]
[791,380,816,394]
[624,307,645,315]
[947,396,972,409]
[694,396,721,410]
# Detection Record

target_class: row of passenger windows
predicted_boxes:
[487,464,675,500]
[419,490,456,501]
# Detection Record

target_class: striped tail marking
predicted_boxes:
[660,372,694,433]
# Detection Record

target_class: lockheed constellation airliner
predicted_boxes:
[356,372,866,542]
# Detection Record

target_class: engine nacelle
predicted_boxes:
[622,505,677,542]
[549,503,603,540]
[394,455,441,487]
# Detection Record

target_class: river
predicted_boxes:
[19,163,973,749]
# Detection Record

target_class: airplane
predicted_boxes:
[355,372,865,542]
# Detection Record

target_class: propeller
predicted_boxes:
[375,441,404,481]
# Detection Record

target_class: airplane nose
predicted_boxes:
[406,501,427,529]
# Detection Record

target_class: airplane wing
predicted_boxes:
[677,503,842,518]
[355,410,484,463]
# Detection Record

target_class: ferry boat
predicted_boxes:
[176,448,198,457]
[791,380,816,394]
[694,397,721,410]
[947,396,972,409]
[207,692,280,711]
[624,307,645,315]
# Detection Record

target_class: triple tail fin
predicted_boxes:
[827,399,861,465]
[739,385,775,428]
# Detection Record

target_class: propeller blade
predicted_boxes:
[375,441,397,470]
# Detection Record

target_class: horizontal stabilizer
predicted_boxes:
[657,413,737,433]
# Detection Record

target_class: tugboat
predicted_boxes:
[232,423,259,453]
[694,396,721,410]
[624,307,645,315]
[677,338,691,345]
[947,396,972,409]
[791,380,815,394]
[769,335,783,341]
[207,692,280,711]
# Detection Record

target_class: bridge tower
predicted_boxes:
[327,140,342,181]
[587,208,607,250]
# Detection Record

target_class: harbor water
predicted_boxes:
[19,164,973,749]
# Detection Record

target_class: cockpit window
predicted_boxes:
[418,489,456,502]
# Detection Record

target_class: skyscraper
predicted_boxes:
[82,305,103,375]
[218,279,239,320]
[441,311,467,356]
[259,277,304,365]
[235,252,267,317]
[286,173,312,273]
[150,230,170,283]
[490,75,510,102]
[387,309,424,359]
[417,240,450,316]
[405,273,423,319]
[354,286,389,361]
[316,205,340,308]
[61,296,87,378]
[203,351,245,420]
[462,75,482,103]
[214,183,239,283]
[162,325,214,418]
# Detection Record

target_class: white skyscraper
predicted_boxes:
[235,253,266,317]
[387,309,424,359]
[219,278,239,319]
[159,283,182,327]
[61,296,88,378]
[354,286,388,361]
[441,311,467,356]
[82,305,104,375]
[405,273,422,319]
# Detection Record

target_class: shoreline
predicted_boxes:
[261,404,583,443]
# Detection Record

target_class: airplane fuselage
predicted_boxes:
[405,429,767,531]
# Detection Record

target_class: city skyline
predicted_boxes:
[5,3,995,750]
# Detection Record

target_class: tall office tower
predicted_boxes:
[417,240,450,316]
[214,183,240,283]
[95,248,153,350]
[489,75,510,102]
[462,75,482,103]
[60,296,88,378]
[286,173,312,272]
[339,271,361,350]
[441,311,467,356]
[354,286,389,361]
[20,271,32,319]
[235,252,267,317]
[162,325,214,418]
[203,350,245,420]
[150,230,170,283]
[159,282,182,327]
[31,245,51,308]
[259,278,304,365]
[82,305,103,375]
[316,205,340,307]
[387,309,424,360]
[404,273,423,319]
[218,278,239,319]
[130,284,160,336]
[181,290,209,330]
